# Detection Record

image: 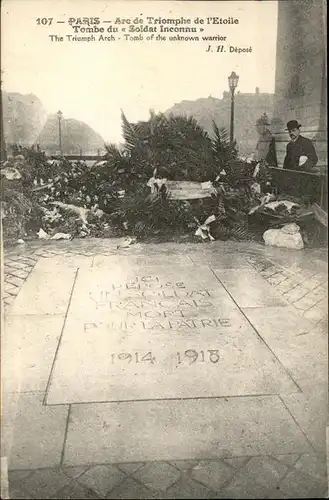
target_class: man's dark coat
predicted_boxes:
[283,135,318,171]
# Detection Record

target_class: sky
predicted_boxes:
[2,0,278,144]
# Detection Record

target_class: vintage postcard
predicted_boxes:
[1,1,327,498]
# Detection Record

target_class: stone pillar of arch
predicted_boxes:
[272,0,327,167]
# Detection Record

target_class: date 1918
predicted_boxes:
[177,349,220,364]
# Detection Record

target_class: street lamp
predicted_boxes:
[57,110,63,155]
[228,71,239,143]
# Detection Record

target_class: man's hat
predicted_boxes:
[286,120,301,131]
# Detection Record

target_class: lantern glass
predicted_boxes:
[228,71,239,91]
[57,110,63,119]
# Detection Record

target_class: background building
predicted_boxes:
[166,88,274,156]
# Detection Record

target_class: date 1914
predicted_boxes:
[111,352,155,364]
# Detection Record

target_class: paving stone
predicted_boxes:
[8,486,30,499]
[132,462,180,491]
[267,273,288,286]
[275,276,303,294]
[278,468,327,498]
[3,288,16,298]
[303,277,324,291]
[92,254,195,269]
[293,293,322,311]
[1,457,9,500]
[34,255,92,271]
[219,456,288,499]
[55,479,101,499]
[2,314,64,393]
[170,460,199,471]
[62,466,89,479]
[17,468,71,499]
[8,470,34,484]
[266,488,289,499]
[5,275,24,287]
[188,252,252,269]
[293,453,328,481]
[271,453,301,467]
[105,476,158,499]
[116,462,145,475]
[5,260,31,270]
[15,257,37,266]
[222,457,250,469]
[250,262,270,273]
[162,472,214,499]
[311,270,328,283]
[76,464,125,497]
[281,388,328,453]
[6,268,30,279]
[191,459,234,491]
[312,285,328,297]
[3,297,14,307]
[315,317,328,335]
[283,285,308,303]
[259,266,280,278]
[243,306,327,390]
[63,397,310,466]
[213,268,287,307]
[7,392,69,469]
[303,299,328,323]
[33,251,54,258]
[1,391,21,458]
[8,261,77,315]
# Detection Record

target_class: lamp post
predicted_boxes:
[228,71,239,143]
[57,110,63,155]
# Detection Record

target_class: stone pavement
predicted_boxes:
[1,238,328,499]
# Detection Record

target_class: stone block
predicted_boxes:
[63,396,311,466]
[105,477,158,499]
[132,462,180,491]
[191,460,234,491]
[162,472,214,499]
[7,392,69,469]
[281,388,328,453]
[2,314,64,393]
[219,456,288,499]
[243,306,327,390]
[14,468,71,499]
[76,464,125,497]
[213,269,287,308]
[8,260,77,316]
[278,468,327,498]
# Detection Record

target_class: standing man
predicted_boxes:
[254,114,278,167]
[283,120,318,171]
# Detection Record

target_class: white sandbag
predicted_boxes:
[51,233,72,240]
[281,223,300,235]
[37,228,51,240]
[263,226,304,250]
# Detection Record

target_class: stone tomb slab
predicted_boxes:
[46,266,298,404]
